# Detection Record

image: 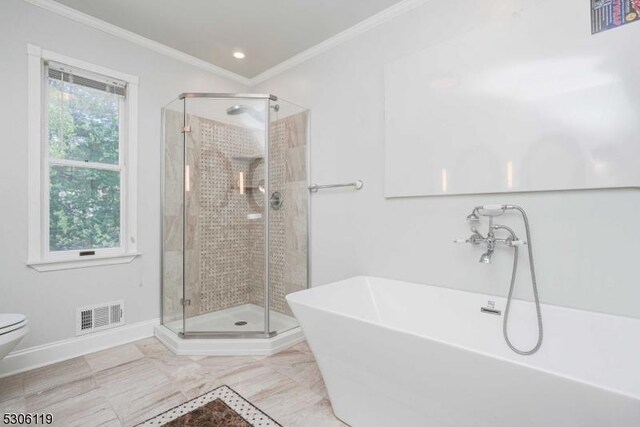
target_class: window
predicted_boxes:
[28,45,139,271]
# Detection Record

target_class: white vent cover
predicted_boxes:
[76,300,125,336]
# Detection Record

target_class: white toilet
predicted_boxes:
[0,313,28,361]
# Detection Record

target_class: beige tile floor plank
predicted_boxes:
[94,358,168,396]
[37,387,119,427]
[278,398,348,427]
[176,372,224,400]
[254,346,331,398]
[23,357,92,395]
[0,396,26,413]
[251,379,325,423]
[258,348,316,368]
[25,375,98,412]
[196,355,259,378]
[0,373,24,403]
[93,357,189,426]
[154,356,204,381]
[115,385,186,427]
[134,337,173,359]
[85,343,145,373]
[264,352,327,396]
[220,363,295,399]
[163,360,225,400]
[145,349,203,379]
[133,337,209,389]
[309,375,330,399]
[291,341,312,353]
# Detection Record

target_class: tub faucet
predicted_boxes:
[454,204,544,356]
[479,248,494,264]
[479,217,497,263]
[455,210,512,264]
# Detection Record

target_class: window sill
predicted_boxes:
[27,253,141,272]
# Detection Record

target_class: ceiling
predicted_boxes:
[52,0,405,78]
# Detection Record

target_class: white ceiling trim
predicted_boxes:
[22,0,428,87]
[249,0,429,85]
[22,0,253,86]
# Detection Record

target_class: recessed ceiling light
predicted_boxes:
[233,51,245,59]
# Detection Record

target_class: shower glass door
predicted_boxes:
[267,99,309,334]
[161,97,186,335]
[181,95,269,336]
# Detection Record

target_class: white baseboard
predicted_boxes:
[0,318,159,378]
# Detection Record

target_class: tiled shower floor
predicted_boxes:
[0,338,346,427]
[166,303,300,334]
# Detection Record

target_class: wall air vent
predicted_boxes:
[76,300,125,336]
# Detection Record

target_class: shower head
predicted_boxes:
[226,104,248,115]
[466,210,480,222]
[226,104,274,122]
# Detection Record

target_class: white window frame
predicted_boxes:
[27,44,139,271]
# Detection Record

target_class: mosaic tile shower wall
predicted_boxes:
[196,120,264,314]
[250,112,309,316]
[162,108,308,321]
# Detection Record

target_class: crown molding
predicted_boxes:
[23,0,428,87]
[249,0,429,85]
[22,0,253,86]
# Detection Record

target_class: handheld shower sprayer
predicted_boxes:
[456,204,543,356]
[466,210,480,223]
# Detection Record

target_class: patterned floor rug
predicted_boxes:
[136,385,282,427]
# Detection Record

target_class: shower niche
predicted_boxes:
[159,93,309,354]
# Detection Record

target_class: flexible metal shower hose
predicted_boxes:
[498,206,544,355]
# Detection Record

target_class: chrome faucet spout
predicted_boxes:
[479,249,493,264]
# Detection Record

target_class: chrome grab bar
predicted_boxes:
[308,180,364,193]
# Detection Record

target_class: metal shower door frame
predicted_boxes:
[178,93,275,340]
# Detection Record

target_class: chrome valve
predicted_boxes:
[454,205,526,263]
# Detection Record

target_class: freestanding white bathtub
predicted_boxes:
[286,276,640,427]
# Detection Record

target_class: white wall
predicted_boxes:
[0,0,247,350]
[256,0,640,319]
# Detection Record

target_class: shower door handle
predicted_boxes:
[270,192,283,210]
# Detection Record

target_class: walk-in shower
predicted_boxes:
[158,93,309,354]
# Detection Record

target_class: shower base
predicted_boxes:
[154,303,305,356]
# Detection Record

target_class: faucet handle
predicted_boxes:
[510,239,527,247]
[453,238,469,244]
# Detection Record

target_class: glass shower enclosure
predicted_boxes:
[161,93,309,339]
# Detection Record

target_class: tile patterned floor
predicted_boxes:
[0,339,347,427]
